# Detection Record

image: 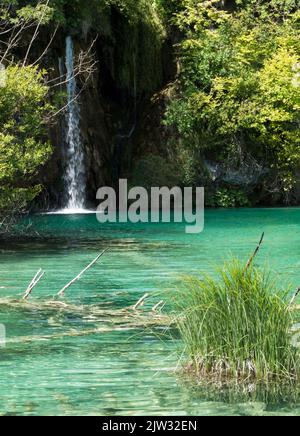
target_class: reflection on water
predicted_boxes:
[1,208,300,415]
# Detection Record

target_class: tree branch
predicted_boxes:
[244,232,265,272]
[23,269,45,300]
[57,248,109,297]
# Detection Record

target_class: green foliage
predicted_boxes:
[206,188,250,208]
[111,0,166,95]
[131,153,182,190]
[236,0,299,15]
[176,260,299,381]
[0,66,52,222]
[0,1,54,25]
[16,3,54,23]
[45,0,166,95]
[113,1,166,97]
[154,0,185,22]
[165,1,300,194]
[174,143,200,186]
[31,0,165,28]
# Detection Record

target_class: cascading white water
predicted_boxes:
[63,36,86,211]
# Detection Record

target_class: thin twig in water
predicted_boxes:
[24,269,41,296]
[152,300,165,312]
[244,232,265,272]
[23,269,45,300]
[57,248,109,297]
[133,293,149,311]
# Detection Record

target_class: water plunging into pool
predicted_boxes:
[62,36,86,213]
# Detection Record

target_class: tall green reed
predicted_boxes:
[176,260,299,381]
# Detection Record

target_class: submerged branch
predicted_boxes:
[0,297,171,345]
[133,293,149,310]
[57,248,109,297]
[244,232,265,272]
[152,300,165,312]
[1,248,170,344]
[23,269,45,300]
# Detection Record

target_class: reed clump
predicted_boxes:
[176,260,300,382]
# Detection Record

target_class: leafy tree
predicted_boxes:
[0,2,57,233]
[0,66,52,230]
[165,1,300,198]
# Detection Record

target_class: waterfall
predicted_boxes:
[63,36,86,211]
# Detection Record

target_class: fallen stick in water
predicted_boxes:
[0,297,170,323]
[57,248,109,297]
[152,300,165,312]
[23,269,45,300]
[244,232,265,272]
[133,293,149,311]
[5,315,172,345]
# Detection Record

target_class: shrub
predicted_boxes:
[176,260,299,382]
[131,153,182,190]
[164,1,300,194]
[206,188,251,208]
[0,66,52,232]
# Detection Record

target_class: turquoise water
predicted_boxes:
[1,208,300,416]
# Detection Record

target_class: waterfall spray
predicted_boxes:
[63,36,86,211]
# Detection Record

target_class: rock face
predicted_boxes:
[77,59,112,207]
